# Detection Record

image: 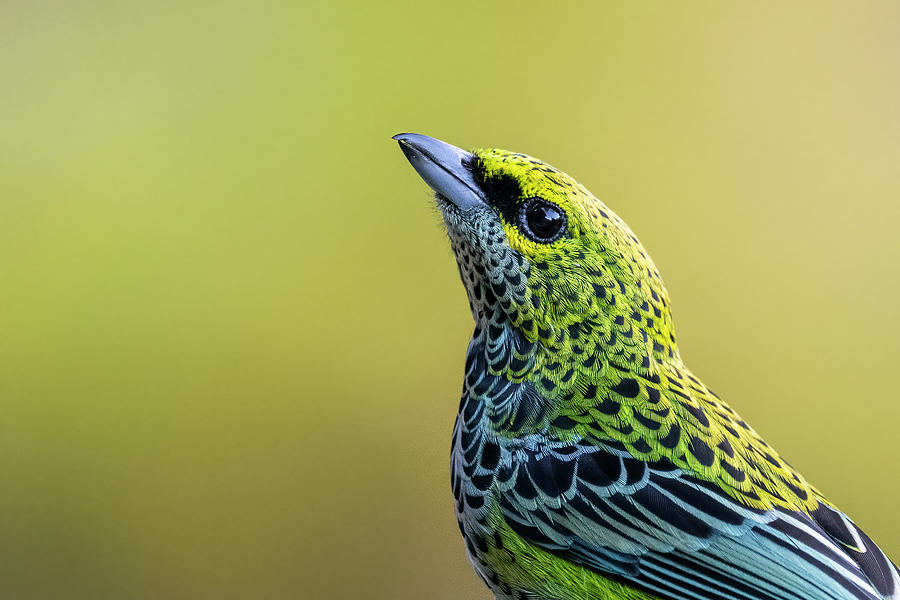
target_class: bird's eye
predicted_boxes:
[519,198,567,243]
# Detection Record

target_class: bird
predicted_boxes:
[393,132,899,600]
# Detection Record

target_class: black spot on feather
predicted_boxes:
[612,378,640,398]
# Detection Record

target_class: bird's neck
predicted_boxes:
[466,315,688,441]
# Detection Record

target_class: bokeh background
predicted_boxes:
[2,1,899,598]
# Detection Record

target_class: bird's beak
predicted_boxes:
[393,133,487,211]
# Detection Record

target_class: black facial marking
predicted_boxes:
[469,157,522,224]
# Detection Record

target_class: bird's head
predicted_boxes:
[395,134,679,386]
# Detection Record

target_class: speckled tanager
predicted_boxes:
[394,133,899,600]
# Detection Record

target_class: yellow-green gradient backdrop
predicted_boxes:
[2,2,899,598]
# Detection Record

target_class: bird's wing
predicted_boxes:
[496,440,899,600]
[811,501,900,599]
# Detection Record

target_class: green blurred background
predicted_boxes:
[1,1,899,598]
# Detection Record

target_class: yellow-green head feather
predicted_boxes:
[471,147,677,360]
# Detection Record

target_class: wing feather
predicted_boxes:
[497,441,889,600]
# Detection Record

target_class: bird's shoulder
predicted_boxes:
[544,357,818,514]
